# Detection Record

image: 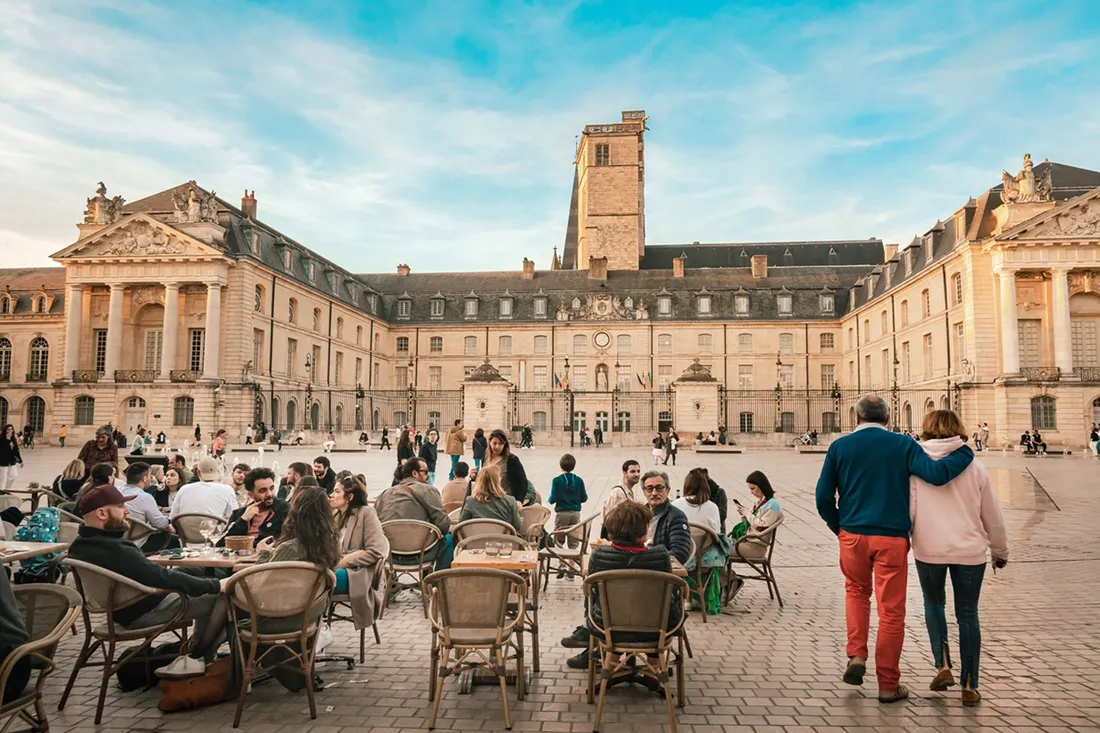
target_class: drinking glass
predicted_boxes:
[485,543,500,557]
[499,543,513,558]
[198,519,218,555]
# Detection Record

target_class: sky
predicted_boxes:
[2,0,1100,274]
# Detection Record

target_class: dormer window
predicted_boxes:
[430,296,445,319]
[777,292,793,315]
[783,248,794,266]
[734,293,749,315]
[819,293,835,314]
[904,251,913,276]
[283,249,293,270]
[250,230,260,255]
[696,293,712,316]
[33,296,47,314]
[828,247,838,265]
[0,295,10,315]
[657,295,672,316]
[464,296,479,319]
[367,293,378,312]
[305,260,316,281]
[499,296,513,319]
[955,214,966,242]
[533,296,547,319]
[923,234,933,260]
[397,297,411,319]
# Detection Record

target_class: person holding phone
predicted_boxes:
[727,471,783,600]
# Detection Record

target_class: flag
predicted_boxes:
[636,373,646,388]
[553,373,561,389]
[646,370,653,389]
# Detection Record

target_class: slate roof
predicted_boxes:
[641,240,885,269]
[0,267,66,315]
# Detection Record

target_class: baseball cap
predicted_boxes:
[79,484,127,514]
[196,456,222,480]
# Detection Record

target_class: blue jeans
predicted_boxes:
[914,560,986,688]
[473,458,482,471]
[335,568,349,594]
[449,454,460,480]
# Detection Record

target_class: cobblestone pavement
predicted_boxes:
[12,444,1100,732]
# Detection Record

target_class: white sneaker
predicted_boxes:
[155,656,206,679]
[316,623,334,654]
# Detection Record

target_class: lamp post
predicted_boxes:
[891,352,900,432]
[774,351,784,433]
[563,356,574,448]
[303,354,313,429]
[407,357,416,427]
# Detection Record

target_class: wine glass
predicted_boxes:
[198,519,218,555]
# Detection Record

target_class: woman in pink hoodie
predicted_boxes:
[910,410,1009,707]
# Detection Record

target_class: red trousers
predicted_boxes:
[838,531,909,689]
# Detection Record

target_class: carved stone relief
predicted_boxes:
[83,182,125,225]
[99,220,186,257]
[131,286,164,308]
[1069,270,1100,295]
[1028,203,1100,238]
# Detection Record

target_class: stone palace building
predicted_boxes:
[2,110,1100,448]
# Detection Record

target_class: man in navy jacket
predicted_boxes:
[815,395,973,703]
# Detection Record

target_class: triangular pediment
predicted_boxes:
[998,187,1100,241]
[51,214,228,261]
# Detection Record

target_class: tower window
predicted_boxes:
[595,143,610,166]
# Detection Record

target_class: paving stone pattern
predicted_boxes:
[14,445,1100,732]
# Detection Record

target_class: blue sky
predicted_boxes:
[2,0,1099,273]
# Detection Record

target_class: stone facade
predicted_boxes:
[2,132,1100,450]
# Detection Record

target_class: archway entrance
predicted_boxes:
[122,396,147,432]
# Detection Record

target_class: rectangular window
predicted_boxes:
[533,365,548,390]
[464,299,478,317]
[863,354,871,384]
[658,365,673,389]
[430,336,443,354]
[94,329,108,373]
[395,367,408,388]
[780,364,794,389]
[1018,319,1041,368]
[616,364,631,390]
[902,341,911,381]
[397,300,411,318]
[738,333,752,353]
[697,296,711,315]
[499,336,512,355]
[144,330,163,373]
[778,333,794,354]
[1071,318,1098,367]
[697,334,712,354]
[429,366,442,390]
[738,365,753,390]
[312,345,321,382]
[287,338,297,378]
[573,365,588,391]
[335,352,344,385]
[355,357,363,383]
[881,349,890,383]
[534,298,547,318]
[954,323,966,372]
[820,333,835,352]
[739,411,754,433]
[848,361,855,383]
[430,299,444,318]
[498,365,512,380]
[499,299,513,318]
[396,336,409,354]
[819,294,835,314]
[735,295,749,314]
[534,335,548,355]
[595,143,610,166]
[618,335,632,355]
[821,364,835,388]
[923,334,933,378]
[657,334,672,355]
[463,365,475,378]
[252,329,264,374]
[573,334,587,355]
[464,336,478,355]
[777,294,793,315]
[658,296,671,316]
[189,329,205,371]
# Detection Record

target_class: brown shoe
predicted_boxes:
[842,658,866,686]
[878,684,910,703]
[962,688,981,706]
[930,668,956,691]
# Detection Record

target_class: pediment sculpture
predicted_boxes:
[172,183,219,223]
[1001,154,1052,204]
[1027,203,1100,238]
[100,221,186,256]
[83,182,125,225]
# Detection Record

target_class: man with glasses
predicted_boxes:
[562,469,691,668]
[375,458,454,569]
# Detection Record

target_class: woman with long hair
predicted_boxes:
[153,466,185,509]
[673,467,721,533]
[53,458,87,500]
[459,464,522,533]
[0,424,23,490]
[329,475,388,630]
[727,470,783,600]
[257,485,340,568]
[471,428,488,471]
[910,410,1007,707]
[396,428,414,466]
[483,429,530,505]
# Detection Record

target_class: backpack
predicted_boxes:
[13,508,60,580]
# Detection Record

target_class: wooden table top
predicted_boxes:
[0,541,69,563]
[451,549,539,571]
[149,550,259,569]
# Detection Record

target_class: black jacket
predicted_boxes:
[502,454,528,504]
[650,501,692,564]
[707,480,729,534]
[419,441,439,472]
[222,499,290,547]
[471,435,488,460]
[316,470,336,493]
[0,437,21,468]
[67,525,220,627]
[586,545,682,635]
[397,442,415,465]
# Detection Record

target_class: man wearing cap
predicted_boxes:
[68,484,230,678]
[170,457,238,522]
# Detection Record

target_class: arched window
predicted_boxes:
[1031,396,1056,430]
[254,285,264,313]
[573,334,587,355]
[464,336,478,355]
[26,396,45,433]
[903,402,913,431]
[0,338,10,379]
[310,402,320,431]
[922,289,931,318]
[28,337,48,380]
[657,333,672,355]
[499,336,512,355]
[880,310,888,335]
[286,400,297,430]
[271,397,281,428]
[336,317,344,339]
[900,300,909,326]
[618,335,632,355]
[173,396,194,426]
[862,319,870,341]
[34,296,46,313]
[288,298,297,323]
[738,333,752,353]
[312,308,321,332]
[778,333,794,354]
[356,325,363,346]
[0,397,6,425]
[1092,397,1100,424]
[534,335,548,355]
[74,396,95,425]
[951,273,963,306]
[697,334,712,353]
[334,404,343,432]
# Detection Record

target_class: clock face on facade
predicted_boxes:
[594,331,611,349]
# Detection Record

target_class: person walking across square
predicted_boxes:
[815,395,975,704]
[549,454,587,559]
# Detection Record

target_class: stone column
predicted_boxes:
[160,284,180,380]
[103,284,125,381]
[1050,267,1074,375]
[63,284,84,376]
[202,283,222,379]
[995,267,1020,376]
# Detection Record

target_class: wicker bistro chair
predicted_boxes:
[538,514,596,591]
[319,539,390,667]
[451,518,518,544]
[381,520,444,618]
[584,569,690,733]
[686,523,723,623]
[124,516,161,547]
[57,521,80,545]
[519,505,551,545]
[56,509,83,525]
[442,500,464,514]
[425,568,527,730]
[224,561,336,728]
[0,585,81,733]
[454,535,528,553]
[724,514,785,608]
[171,512,226,545]
[58,559,193,725]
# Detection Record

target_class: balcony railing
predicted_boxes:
[1078,366,1100,383]
[114,370,157,383]
[1020,367,1061,382]
[25,372,48,383]
[170,370,201,383]
[72,370,101,383]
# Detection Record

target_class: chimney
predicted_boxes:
[751,254,768,279]
[241,190,257,220]
[672,253,686,278]
[521,258,535,279]
[587,256,608,280]
[884,243,899,262]
[397,263,410,276]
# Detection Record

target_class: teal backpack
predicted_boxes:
[14,507,60,580]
